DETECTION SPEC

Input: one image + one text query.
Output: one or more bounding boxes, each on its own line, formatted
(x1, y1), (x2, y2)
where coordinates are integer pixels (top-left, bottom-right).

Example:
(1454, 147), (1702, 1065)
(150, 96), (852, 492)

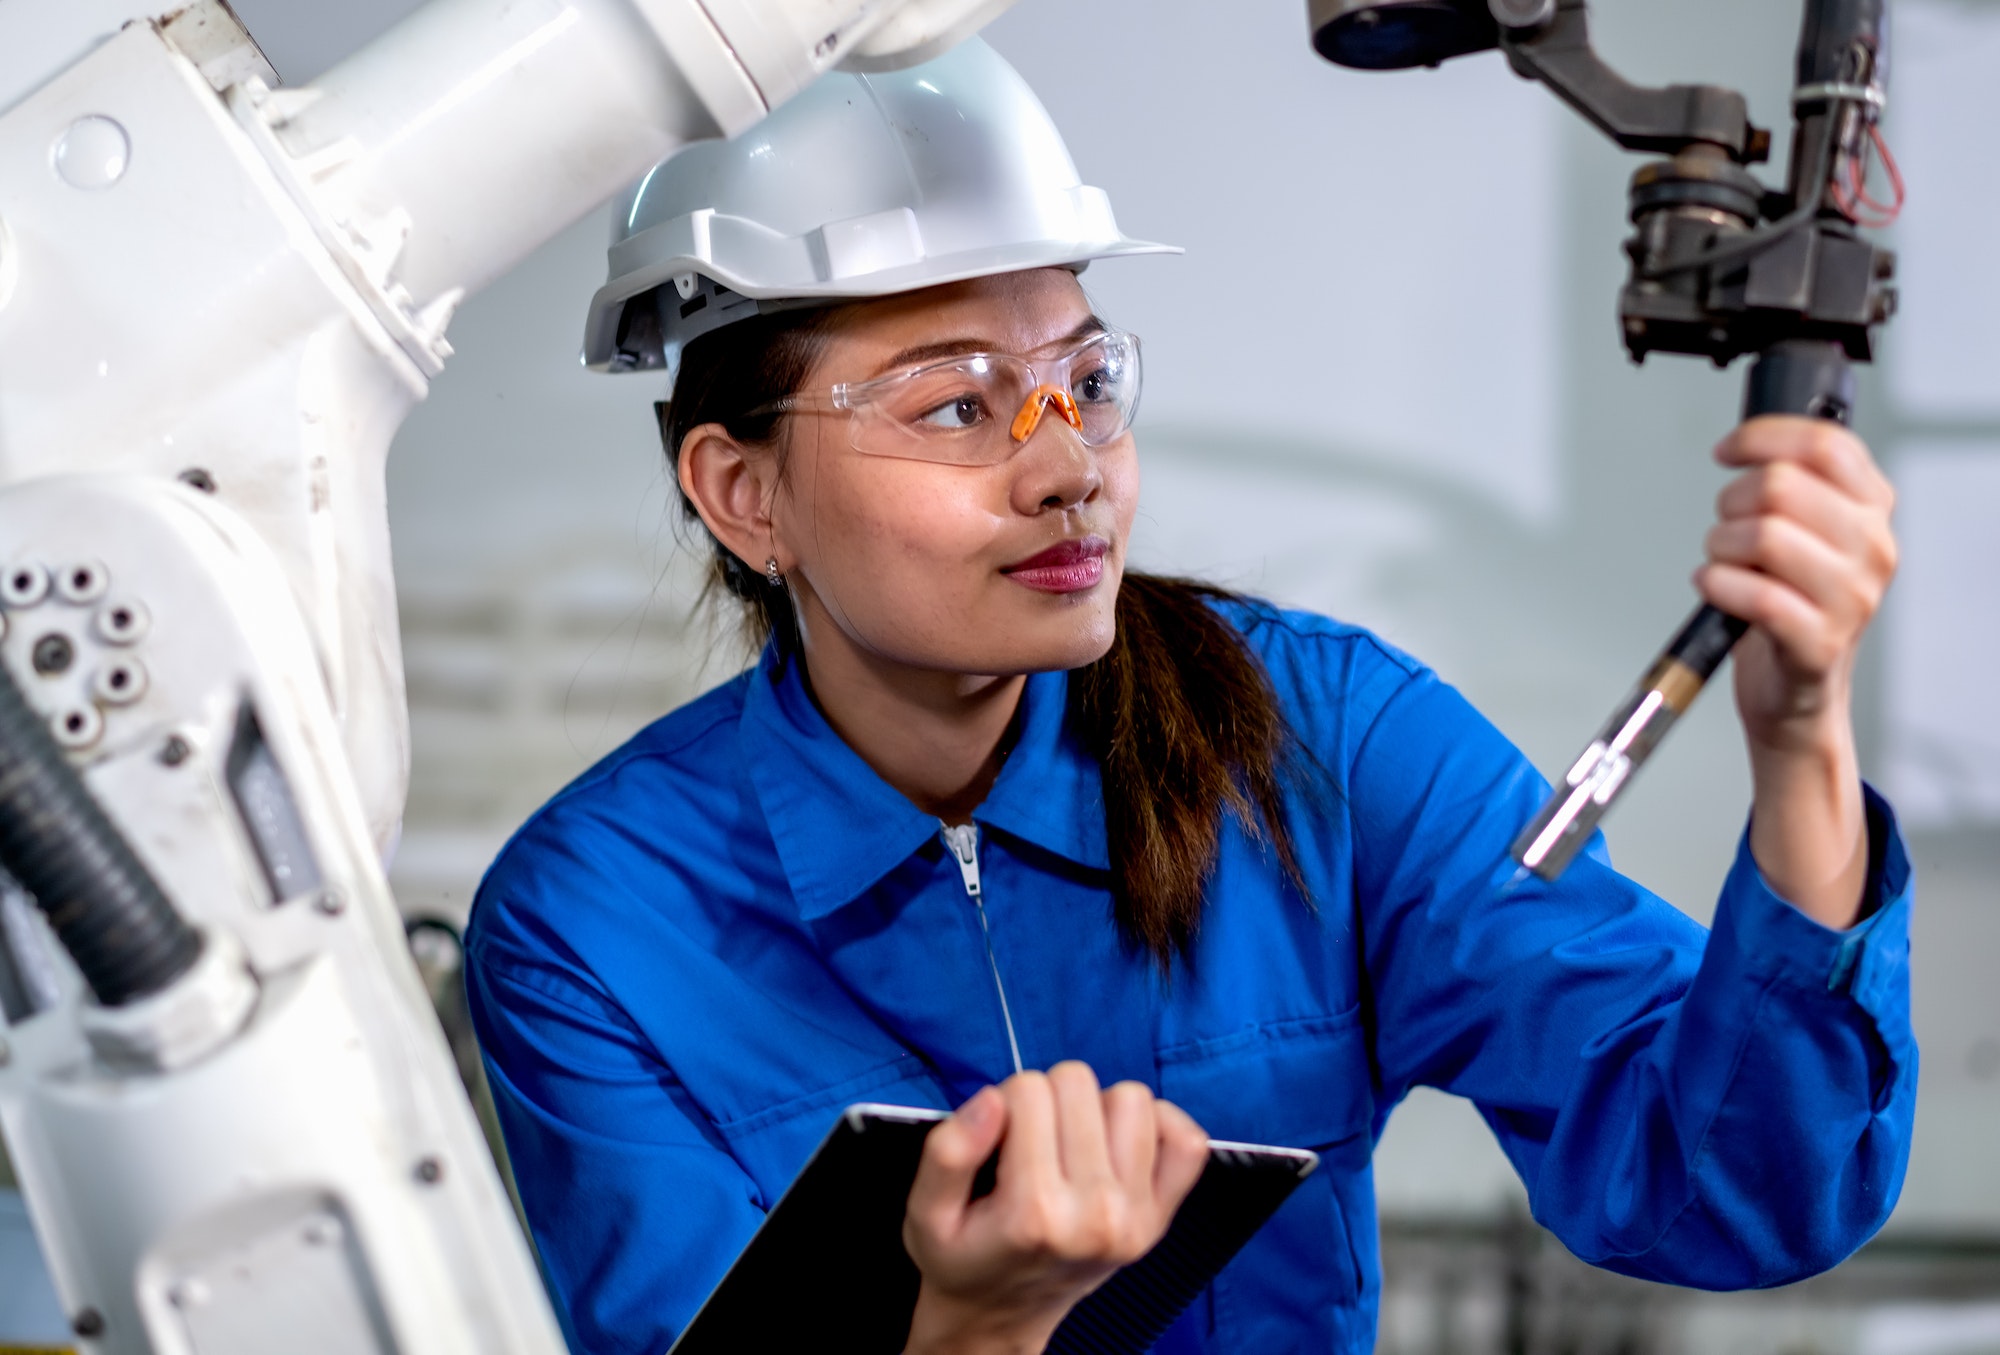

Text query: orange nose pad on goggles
(1010, 385), (1082, 443)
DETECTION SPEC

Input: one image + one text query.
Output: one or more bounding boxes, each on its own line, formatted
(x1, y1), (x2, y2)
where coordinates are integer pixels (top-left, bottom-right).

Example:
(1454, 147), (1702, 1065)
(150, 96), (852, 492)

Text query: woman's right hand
(900, 1062), (1210, 1355)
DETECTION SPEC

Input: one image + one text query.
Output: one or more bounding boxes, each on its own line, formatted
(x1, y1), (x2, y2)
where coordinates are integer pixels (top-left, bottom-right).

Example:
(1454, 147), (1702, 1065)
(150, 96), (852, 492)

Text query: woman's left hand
(1697, 415), (1898, 928)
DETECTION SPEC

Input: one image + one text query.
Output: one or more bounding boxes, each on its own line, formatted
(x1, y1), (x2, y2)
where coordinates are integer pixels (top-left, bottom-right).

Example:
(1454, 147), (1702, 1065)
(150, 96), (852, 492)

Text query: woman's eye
(917, 395), (988, 430)
(1074, 366), (1118, 404)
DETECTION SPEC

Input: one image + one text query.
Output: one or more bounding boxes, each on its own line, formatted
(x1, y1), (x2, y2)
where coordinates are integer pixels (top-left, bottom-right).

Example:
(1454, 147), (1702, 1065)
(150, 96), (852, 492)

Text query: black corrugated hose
(0, 656), (200, 1006)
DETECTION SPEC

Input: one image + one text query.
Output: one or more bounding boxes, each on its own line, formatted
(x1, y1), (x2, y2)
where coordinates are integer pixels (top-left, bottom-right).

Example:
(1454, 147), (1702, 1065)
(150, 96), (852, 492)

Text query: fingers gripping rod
(1309, 0), (1892, 879)
(1512, 341), (1856, 879)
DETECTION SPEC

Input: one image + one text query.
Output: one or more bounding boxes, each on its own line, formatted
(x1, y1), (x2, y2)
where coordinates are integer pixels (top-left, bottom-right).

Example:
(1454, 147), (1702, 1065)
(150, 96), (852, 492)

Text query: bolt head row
(1, 560), (111, 609)
(1, 563), (154, 752)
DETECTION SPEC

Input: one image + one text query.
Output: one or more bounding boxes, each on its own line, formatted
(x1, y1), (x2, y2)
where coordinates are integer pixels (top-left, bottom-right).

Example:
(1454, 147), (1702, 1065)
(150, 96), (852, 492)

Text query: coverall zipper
(939, 822), (1024, 1076)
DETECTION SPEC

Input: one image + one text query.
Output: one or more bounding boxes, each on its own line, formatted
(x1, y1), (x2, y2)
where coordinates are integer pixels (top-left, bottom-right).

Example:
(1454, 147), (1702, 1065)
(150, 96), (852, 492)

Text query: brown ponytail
(1071, 574), (1310, 963)
(663, 310), (1309, 967)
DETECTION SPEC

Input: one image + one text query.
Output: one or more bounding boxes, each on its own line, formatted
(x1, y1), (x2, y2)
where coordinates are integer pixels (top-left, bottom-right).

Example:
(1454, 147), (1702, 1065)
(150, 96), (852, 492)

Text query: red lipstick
(1002, 537), (1109, 594)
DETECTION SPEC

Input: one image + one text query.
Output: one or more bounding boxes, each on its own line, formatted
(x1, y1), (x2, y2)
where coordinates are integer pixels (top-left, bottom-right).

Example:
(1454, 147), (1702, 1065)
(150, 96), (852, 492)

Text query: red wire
(1857, 122), (1906, 216)
(1830, 120), (1906, 229)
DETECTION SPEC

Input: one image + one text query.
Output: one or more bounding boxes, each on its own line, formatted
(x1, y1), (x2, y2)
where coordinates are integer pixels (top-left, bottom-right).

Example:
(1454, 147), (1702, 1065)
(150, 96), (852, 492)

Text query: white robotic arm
(0, 1), (1008, 1350)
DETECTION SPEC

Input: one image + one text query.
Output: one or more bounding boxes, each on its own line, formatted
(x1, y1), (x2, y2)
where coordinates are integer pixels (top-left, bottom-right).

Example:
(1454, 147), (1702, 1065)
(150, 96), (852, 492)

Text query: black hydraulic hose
(0, 655), (200, 1006)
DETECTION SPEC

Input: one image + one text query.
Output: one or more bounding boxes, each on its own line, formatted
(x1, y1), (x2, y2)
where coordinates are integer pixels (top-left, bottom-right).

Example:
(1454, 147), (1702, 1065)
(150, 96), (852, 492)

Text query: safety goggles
(755, 328), (1142, 466)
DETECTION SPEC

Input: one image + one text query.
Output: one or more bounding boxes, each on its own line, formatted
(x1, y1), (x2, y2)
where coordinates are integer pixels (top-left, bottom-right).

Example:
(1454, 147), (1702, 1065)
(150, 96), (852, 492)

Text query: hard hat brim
(582, 233), (1180, 373)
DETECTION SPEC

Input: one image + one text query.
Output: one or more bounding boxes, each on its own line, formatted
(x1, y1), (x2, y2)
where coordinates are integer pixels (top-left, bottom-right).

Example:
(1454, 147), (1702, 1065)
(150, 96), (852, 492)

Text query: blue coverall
(466, 601), (1917, 1354)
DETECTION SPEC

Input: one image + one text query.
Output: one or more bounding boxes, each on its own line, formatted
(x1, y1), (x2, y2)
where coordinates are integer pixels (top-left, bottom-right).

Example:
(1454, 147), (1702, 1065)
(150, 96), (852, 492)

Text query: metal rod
(1511, 340), (1855, 879)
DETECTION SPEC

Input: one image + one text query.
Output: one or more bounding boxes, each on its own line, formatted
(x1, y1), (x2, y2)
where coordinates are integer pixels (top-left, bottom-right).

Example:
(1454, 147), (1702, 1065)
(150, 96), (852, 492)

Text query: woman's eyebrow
(874, 316), (1106, 374)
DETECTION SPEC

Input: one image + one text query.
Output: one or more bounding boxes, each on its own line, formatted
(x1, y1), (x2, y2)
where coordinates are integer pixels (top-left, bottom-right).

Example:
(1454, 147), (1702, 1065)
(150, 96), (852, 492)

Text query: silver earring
(764, 556), (783, 587)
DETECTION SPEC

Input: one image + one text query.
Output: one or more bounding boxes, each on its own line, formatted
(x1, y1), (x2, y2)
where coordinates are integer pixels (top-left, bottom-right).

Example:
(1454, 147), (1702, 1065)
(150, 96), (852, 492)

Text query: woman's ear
(679, 423), (786, 575)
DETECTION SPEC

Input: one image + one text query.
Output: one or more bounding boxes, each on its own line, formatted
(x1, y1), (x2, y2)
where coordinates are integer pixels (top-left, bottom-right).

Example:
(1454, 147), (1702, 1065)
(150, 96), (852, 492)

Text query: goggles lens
(835, 330), (1142, 465)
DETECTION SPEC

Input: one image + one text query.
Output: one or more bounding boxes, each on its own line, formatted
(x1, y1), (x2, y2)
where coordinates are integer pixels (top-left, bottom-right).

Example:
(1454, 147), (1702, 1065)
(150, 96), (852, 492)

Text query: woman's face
(768, 268), (1139, 678)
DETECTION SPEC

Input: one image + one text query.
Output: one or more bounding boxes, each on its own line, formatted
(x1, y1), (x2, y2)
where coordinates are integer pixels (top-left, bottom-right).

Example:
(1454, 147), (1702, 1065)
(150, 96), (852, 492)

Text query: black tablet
(669, 1103), (1318, 1355)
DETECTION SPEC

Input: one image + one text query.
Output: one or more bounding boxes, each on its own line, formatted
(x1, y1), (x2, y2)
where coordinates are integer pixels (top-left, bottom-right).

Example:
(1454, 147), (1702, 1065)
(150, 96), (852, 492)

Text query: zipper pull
(940, 822), (981, 898)
(940, 820), (1023, 1077)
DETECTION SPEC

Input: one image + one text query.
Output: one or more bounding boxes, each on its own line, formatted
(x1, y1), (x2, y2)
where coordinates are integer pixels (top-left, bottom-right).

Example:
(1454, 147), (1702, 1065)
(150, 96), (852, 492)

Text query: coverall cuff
(1711, 782), (1912, 1006)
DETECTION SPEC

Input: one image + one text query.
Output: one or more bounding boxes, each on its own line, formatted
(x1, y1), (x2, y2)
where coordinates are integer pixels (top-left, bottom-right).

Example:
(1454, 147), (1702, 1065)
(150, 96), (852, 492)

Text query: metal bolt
(414, 1156), (444, 1185)
(72, 1306), (106, 1337)
(95, 598), (149, 645)
(94, 659), (147, 706)
(2, 562), (48, 609)
(315, 889), (346, 917)
(31, 632), (73, 675)
(159, 734), (192, 767)
(52, 704), (104, 751)
(177, 467), (217, 494)
(55, 561), (108, 605)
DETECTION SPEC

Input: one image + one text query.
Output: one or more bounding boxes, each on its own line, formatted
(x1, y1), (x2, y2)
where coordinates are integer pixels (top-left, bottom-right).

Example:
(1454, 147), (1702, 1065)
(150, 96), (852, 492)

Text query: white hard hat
(581, 37), (1177, 383)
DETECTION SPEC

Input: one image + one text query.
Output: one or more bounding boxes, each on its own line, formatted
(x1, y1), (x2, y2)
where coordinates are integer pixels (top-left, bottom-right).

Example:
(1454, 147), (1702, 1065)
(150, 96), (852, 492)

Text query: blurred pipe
(266, 0), (762, 314)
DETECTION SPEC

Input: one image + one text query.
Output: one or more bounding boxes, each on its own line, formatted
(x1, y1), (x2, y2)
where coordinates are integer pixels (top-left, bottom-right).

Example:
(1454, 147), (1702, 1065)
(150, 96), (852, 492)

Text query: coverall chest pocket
(1157, 1011), (1376, 1333)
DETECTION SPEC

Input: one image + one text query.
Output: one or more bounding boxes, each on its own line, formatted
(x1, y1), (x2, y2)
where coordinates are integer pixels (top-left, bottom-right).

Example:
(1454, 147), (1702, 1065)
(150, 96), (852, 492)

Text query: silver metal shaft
(1511, 654), (1707, 879)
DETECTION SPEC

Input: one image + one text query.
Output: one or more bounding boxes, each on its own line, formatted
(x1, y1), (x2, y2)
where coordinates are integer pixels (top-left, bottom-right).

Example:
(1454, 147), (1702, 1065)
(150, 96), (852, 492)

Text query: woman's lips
(1002, 537), (1110, 594)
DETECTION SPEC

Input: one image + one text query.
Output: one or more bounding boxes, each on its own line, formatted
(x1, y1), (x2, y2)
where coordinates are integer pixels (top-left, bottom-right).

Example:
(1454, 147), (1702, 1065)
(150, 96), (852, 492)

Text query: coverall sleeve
(465, 917), (765, 1355)
(1349, 665), (1916, 1289)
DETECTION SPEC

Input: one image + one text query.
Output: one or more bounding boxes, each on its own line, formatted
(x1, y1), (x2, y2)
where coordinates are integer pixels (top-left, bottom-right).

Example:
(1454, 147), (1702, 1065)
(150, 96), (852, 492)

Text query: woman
(467, 39), (1914, 1355)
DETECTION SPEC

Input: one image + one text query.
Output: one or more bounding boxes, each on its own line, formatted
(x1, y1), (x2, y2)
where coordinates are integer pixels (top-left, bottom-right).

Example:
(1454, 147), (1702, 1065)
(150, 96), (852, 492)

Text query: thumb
(906, 1087), (1006, 1244)
(1151, 1099), (1210, 1213)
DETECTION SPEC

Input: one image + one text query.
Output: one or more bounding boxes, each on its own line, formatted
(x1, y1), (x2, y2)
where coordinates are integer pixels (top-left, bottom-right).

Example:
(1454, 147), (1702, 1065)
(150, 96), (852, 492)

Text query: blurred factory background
(5, 0), (2000, 1350)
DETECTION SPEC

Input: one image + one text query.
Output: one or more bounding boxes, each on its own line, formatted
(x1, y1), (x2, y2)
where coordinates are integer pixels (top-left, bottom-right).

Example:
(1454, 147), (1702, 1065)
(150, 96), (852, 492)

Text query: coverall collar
(741, 645), (1110, 922)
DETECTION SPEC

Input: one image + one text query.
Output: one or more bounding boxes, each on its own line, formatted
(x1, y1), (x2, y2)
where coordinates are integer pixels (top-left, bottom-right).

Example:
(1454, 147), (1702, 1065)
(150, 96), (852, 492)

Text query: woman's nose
(1010, 413), (1101, 514)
